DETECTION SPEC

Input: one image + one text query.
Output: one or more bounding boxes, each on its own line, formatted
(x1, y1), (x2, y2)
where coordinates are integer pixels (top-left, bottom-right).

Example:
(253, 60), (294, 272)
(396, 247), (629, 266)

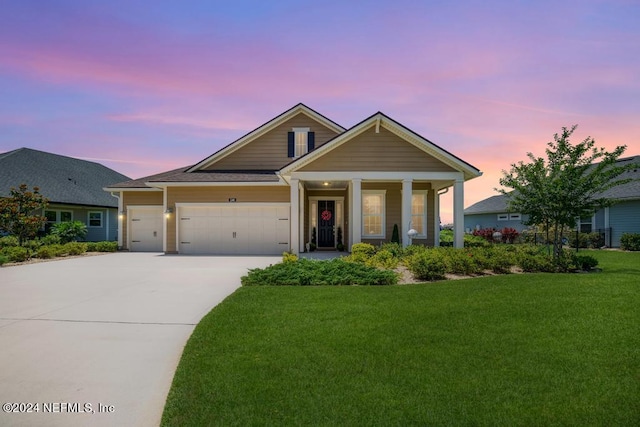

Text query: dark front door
(317, 200), (335, 247)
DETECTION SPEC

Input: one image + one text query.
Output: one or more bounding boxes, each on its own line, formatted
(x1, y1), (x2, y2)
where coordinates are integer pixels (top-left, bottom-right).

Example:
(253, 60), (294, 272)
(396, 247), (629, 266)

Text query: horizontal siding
(166, 186), (290, 252)
(609, 200), (640, 247)
(206, 112), (340, 171)
(300, 126), (457, 172)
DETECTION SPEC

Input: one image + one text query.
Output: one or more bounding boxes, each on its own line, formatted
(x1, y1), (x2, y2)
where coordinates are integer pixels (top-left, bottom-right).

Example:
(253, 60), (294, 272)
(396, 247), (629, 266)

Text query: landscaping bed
(0, 235), (118, 266)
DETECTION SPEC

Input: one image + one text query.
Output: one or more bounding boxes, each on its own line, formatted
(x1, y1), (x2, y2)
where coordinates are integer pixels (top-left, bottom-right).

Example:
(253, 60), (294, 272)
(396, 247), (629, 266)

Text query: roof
(465, 155), (640, 215)
(107, 166), (281, 189)
(280, 111), (482, 180)
(186, 103), (346, 172)
(0, 148), (130, 207)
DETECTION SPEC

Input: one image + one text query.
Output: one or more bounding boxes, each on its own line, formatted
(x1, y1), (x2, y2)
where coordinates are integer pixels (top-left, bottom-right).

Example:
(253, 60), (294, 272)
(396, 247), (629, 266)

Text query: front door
(317, 200), (335, 247)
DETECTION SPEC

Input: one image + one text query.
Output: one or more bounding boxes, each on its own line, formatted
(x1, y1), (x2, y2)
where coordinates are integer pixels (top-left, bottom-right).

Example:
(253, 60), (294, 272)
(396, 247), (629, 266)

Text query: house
(105, 104), (482, 254)
(0, 147), (130, 241)
(464, 155), (640, 247)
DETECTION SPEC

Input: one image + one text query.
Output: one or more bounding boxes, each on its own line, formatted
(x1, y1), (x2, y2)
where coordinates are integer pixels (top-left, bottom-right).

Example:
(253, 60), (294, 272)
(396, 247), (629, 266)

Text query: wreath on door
(321, 210), (332, 221)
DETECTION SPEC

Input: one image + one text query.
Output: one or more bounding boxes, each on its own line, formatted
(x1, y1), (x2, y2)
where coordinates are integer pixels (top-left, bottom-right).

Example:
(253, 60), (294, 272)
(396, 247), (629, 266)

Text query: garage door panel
(178, 204), (289, 255)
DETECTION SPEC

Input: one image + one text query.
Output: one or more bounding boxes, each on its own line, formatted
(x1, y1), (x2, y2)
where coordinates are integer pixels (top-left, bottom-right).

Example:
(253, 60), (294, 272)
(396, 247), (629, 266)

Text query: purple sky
(1, 0), (638, 222)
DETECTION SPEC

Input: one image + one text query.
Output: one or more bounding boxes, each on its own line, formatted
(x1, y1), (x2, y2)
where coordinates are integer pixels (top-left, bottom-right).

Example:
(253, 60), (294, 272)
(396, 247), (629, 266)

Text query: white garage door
(129, 207), (164, 252)
(178, 204), (290, 255)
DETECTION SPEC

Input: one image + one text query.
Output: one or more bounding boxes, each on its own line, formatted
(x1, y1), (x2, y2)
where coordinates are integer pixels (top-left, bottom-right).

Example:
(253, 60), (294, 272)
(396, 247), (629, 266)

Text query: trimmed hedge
(620, 233), (640, 251)
(242, 258), (398, 286)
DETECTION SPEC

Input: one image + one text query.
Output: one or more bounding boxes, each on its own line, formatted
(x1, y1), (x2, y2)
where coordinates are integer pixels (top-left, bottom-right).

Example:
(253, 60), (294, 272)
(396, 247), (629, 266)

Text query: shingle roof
(0, 148), (130, 207)
(465, 155), (640, 214)
(107, 166), (280, 188)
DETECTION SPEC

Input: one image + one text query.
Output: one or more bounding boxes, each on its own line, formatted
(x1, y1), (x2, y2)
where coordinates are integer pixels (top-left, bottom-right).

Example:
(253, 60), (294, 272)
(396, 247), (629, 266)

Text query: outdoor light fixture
(323, 182), (330, 186)
(164, 208), (173, 218)
(118, 210), (126, 218)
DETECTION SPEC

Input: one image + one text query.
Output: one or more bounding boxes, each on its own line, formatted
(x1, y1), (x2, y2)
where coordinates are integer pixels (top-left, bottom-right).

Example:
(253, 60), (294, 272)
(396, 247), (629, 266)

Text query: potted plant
(336, 226), (344, 251)
(310, 227), (317, 251)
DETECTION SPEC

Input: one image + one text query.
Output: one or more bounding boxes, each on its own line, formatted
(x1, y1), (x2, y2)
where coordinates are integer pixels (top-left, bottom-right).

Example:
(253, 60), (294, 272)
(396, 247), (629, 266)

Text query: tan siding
(206, 113), (340, 171)
(299, 127), (457, 172)
(166, 186), (290, 252)
(122, 191), (163, 250)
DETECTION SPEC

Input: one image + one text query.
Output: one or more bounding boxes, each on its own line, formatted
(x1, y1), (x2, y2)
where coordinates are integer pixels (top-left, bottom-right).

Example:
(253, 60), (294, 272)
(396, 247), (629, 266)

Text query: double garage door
(178, 204), (290, 255)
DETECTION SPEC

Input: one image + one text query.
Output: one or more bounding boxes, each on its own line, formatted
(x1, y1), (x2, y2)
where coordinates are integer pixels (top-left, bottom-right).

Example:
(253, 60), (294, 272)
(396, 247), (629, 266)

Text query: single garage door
(129, 206), (164, 252)
(178, 204), (289, 255)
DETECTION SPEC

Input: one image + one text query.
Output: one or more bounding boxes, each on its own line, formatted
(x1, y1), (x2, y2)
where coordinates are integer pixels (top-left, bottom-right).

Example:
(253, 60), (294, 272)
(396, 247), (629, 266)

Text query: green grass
(162, 251), (640, 426)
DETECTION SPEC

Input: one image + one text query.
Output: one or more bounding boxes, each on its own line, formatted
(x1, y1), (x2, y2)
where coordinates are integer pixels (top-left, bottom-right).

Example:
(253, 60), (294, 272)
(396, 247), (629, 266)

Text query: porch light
(118, 210), (126, 219)
(165, 208), (173, 218)
(323, 182), (330, 186)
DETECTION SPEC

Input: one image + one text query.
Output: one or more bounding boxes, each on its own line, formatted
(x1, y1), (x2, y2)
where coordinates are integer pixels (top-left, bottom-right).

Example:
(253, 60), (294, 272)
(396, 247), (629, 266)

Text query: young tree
(0, 184), (49, 246)
(498, 125), (636, 263)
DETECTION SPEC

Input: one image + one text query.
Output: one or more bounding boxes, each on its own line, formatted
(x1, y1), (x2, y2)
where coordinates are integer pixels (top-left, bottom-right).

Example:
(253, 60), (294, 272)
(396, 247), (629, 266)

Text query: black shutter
(307, 132), (315, 152)
(287, 132), (295, 157)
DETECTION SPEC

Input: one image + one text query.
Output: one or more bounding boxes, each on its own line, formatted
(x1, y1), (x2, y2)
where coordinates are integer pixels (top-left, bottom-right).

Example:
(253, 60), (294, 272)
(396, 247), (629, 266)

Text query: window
(362, 191), (385, 238)
(509, 213), (521, 221)
(44, 210), (73, 232)
(411, 191), (427, 238)
(88, 211), (103, 228)
(292, 127), (310, 158)
(497, 214), (509, 221)
(579, 216), (593, 233)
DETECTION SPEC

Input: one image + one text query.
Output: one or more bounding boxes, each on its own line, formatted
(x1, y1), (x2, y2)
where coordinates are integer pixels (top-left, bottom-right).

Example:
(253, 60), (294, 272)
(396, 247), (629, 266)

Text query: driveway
(0, 253), (280, 427)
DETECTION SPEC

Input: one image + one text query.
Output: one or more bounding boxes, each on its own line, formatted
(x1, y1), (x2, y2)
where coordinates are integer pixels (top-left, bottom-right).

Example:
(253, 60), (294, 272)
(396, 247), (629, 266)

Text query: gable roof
(0, 148), (130, 207)
(280, 112), (482, 180)
(186, 103), (346, 172)
(465, 155), (640, 215)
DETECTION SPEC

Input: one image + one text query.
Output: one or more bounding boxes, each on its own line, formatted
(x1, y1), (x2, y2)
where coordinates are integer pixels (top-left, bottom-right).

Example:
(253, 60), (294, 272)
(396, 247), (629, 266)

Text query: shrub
(242, 258), (398, 286)
(0, 254), (8, 266)
(439, 229), (453, 247)
(472, 228), (496, 242)
(379, 242), (404, 258)
(36, 244), (64, 259)
(517, 252), (555, 273)
(88, 241), (118, 252)
(568, 232), (604, 249)
(351, 243), (376, 257)
(442, 248), (483, 275)
(464, 234), (491, 248)
(573, 254), (599, 271)
(0, 235), (19, 248)
(620, 233), (640, 251)
(500, 227), (519, 244)
(407, 249), (447, 281)
(282, 251), (298, 263)
(40, 234), (62, 246)
(366, 249), (398, 270)
(486, 246), (516, 274)
(1, 246), (30, 262)
(51, 221), (87, 243)
(63, 242), (88, 255)
(391, 224), (400, 244)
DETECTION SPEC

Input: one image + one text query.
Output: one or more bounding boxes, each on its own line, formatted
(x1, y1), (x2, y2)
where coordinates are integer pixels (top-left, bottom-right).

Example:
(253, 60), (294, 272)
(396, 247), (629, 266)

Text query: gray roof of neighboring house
(0, 148), (131, 208)
(465, 155), (640, 215)
(107, 166), (280, 188)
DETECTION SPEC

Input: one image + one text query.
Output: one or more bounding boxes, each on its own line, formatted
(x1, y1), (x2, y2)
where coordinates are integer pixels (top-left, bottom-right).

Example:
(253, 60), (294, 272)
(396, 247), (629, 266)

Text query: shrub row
(241, 258), (398, 286)
(0, 239), (118, 264)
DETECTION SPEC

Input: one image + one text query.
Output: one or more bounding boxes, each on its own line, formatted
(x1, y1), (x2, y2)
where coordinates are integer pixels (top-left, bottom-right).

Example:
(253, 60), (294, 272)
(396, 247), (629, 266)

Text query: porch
(287, 172), (466, 254)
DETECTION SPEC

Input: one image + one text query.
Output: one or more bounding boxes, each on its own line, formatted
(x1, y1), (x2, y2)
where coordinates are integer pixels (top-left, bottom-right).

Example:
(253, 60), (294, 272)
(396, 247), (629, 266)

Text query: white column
(290, 178), (300, 254)
(299, 182), (305, 252)
(402, 179), (413, 248)
(454, 179), (464, 248)
(351, 178), (362, 249)
(433, 190), (440, 247)
(604, 206), (610, 247)
(163, 187), (168, 253)
(117, 193), (123, 248)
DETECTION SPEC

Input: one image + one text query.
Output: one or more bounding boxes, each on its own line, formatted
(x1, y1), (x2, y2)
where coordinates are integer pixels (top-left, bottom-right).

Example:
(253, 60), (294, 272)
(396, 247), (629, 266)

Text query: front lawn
(162, 251), (640, 426)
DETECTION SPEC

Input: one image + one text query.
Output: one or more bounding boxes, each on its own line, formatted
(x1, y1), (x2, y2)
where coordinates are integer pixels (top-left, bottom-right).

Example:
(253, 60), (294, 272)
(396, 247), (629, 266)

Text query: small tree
(52, 220), (88, 243)
(0, 184), (49, 246)
(391, 224), (400, 244)
(498, 125), (636, 263)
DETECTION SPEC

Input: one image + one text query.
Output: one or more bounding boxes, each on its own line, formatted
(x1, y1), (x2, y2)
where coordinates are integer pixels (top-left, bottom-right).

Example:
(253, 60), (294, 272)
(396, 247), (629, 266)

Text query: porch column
(290, 178), (300, 254)
(116, 192), (123, 248)
(299, 182), (305, 252)
(351, 178), (362, 248)
(402, 179), (413, 248)
(454, 178), (464, 248)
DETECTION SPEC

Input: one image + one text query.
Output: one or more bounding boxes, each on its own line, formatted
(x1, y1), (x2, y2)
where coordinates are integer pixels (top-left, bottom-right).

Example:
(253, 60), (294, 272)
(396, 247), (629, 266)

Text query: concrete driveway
(0, 252), (280, 427)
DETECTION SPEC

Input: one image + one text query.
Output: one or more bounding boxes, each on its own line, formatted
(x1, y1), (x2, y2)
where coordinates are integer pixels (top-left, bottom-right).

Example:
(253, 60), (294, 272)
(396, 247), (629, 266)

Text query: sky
(1, 0), (639, 222)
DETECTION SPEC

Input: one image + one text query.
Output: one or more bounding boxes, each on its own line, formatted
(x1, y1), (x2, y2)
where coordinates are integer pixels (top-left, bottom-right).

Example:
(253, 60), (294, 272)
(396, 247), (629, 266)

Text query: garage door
(129, 207), (164, 252)
(178, 204), (289, 255)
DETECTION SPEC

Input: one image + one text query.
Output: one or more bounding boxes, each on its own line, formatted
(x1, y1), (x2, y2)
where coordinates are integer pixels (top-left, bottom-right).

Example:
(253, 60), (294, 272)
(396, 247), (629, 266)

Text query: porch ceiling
(303, 180), (349, 190)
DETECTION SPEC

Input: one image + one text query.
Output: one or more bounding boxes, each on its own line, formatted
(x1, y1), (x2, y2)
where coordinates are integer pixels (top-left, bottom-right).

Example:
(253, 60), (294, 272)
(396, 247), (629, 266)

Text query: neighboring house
(464, 155), (640, 247)
(0, 148), (130, 241)
(105, 103), (482, 254)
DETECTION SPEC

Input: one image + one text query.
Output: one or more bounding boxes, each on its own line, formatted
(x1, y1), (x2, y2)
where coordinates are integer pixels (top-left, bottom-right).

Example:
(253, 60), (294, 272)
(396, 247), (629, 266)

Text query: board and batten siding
(122, 191), (163, 250)
(609, 200), (640, 247)
(205, 112), (340, 171)
(166, 186), (290, 252)
(299, 127), (457, 172)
